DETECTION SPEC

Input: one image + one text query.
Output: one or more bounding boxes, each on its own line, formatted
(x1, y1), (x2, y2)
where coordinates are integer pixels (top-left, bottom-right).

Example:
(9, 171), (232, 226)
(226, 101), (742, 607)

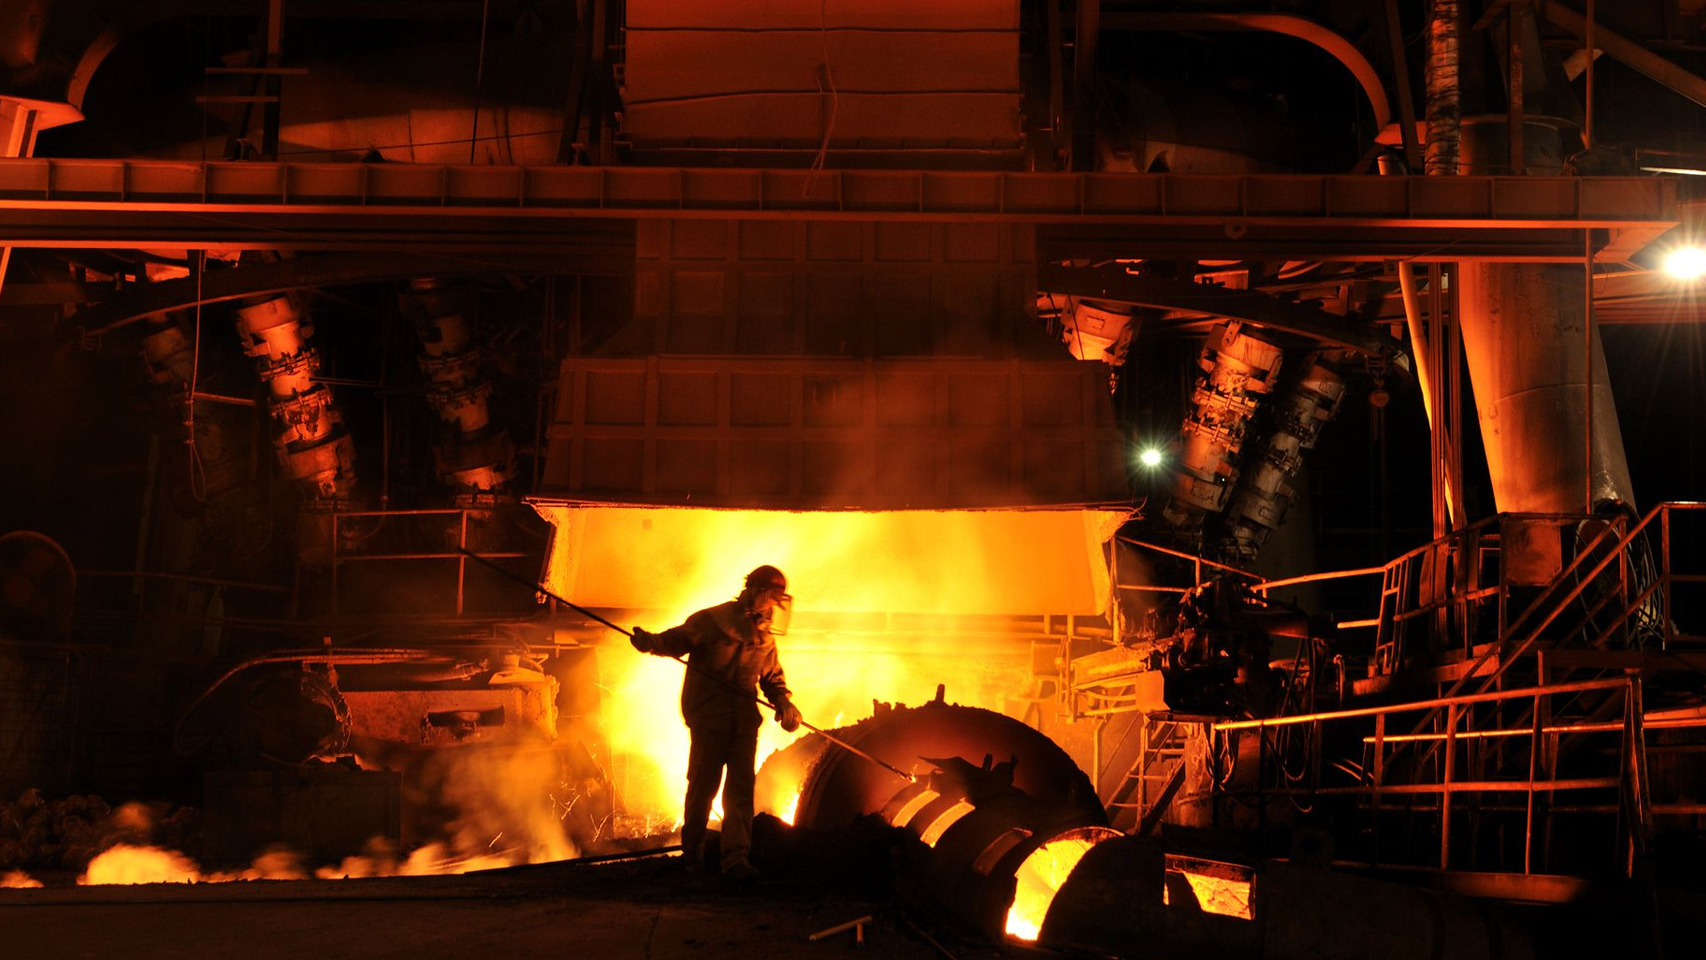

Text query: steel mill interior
(2, 1), (1706, 958)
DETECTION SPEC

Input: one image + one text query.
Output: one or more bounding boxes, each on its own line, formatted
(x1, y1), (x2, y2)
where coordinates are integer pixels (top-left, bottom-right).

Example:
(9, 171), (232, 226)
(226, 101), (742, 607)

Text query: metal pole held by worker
(456, 548), (915, 782)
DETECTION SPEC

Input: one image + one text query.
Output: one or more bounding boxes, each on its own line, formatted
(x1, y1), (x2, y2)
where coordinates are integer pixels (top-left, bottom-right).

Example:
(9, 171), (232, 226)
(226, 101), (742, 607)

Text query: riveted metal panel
(540, 357), (1131, 509)
(623, 0), (1021, 160)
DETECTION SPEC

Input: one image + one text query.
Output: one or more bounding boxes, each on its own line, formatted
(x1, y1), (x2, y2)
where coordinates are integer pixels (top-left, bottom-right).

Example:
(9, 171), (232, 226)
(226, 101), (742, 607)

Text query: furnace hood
(532, 504), (1129, 617)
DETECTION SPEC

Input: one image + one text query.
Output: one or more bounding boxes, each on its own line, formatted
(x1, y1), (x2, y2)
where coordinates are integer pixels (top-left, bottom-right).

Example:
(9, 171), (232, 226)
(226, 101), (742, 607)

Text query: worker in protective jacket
(630, 565), (803, 879)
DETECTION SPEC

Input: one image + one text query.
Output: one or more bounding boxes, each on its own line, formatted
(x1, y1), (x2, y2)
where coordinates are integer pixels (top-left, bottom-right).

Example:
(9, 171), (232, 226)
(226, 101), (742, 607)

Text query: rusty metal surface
(342, 685), (554, 745)
(539, 356), (1129, 508)
(760, 700), (1104, 835)
(623, 0), (1020, 156)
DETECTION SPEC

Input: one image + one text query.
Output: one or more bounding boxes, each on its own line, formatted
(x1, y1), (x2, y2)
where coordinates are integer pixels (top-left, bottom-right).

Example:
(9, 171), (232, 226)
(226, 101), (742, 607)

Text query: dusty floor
(0, 855), (1006, 960)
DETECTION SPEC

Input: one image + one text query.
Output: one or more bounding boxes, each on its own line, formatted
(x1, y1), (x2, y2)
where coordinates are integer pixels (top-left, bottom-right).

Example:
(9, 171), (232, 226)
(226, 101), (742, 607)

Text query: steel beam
(1039, 262), (1396, 354)
(0, 159), (1675, 262)
(71, 249), (635, 334)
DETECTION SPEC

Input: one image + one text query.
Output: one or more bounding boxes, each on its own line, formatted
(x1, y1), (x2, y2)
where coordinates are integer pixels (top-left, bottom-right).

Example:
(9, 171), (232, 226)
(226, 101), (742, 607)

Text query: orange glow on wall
(533, 505), (1124, 831)
(534, 506), (1126, 616)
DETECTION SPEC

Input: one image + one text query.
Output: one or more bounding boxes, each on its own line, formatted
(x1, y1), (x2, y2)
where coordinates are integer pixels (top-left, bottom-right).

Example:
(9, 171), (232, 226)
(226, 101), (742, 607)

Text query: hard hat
(744, 565), (787, 593)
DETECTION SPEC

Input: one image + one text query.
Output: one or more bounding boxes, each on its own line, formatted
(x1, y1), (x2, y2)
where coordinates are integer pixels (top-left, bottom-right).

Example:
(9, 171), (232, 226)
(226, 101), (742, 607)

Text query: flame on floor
(2, 870), (43, 888)
(69, 837), (562, 886)
(1004, 831), (1112, 941)
(80, 844), (208, 885)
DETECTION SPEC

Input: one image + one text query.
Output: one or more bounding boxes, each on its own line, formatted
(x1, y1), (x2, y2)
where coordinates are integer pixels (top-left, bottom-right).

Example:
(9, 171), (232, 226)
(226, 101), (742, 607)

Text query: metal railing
(1246, 502), (1705, 681)
(326, 508), (529, 618)
(1211, 676), (1677, 876)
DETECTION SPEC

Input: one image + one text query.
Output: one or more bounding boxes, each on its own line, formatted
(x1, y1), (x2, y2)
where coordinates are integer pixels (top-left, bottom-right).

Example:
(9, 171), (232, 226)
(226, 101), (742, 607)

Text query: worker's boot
(721, 859), (759, 881)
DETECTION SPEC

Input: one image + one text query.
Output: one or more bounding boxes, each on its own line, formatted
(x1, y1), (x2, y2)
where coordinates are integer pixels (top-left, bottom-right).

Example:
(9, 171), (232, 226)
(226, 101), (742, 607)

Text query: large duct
(1451, 15), (1637, 554)
(232, 292), (356, 558)
(1219, 356), (1348, 562)
(1161, 322), (1284, 549)
(1455, 262), (1635, 517)
(1424, 0), (1462, 176)
(138, 314), (247, 508)
(397, 278), (515, 504)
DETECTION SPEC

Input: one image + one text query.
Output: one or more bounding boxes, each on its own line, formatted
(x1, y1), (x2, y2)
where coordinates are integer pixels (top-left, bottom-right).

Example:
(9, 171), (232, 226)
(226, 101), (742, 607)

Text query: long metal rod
(457, 547), (915, 781)
(1585, 230), (1596, 514)
(1382, 0), (1423, 171)
(1215, 677), (1629, 731)
(1360, 712), (1706, 743)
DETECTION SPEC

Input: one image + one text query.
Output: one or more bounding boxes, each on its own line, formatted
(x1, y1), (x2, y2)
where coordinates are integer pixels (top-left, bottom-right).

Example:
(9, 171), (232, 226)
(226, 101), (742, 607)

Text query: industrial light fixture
(1662, 246), (1706, 280)
(1138, 447), (1166, 469)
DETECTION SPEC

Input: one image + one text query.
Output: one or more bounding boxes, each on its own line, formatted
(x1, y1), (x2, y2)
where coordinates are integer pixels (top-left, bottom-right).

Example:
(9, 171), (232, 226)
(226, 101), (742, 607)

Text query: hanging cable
(808, 0), (840, 176)
(470, 0), (492, 163)
(185, 251), (207, 503)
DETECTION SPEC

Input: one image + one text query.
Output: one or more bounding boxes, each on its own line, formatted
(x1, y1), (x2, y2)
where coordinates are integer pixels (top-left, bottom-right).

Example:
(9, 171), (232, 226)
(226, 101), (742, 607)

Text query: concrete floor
(0, 856), (999, 960)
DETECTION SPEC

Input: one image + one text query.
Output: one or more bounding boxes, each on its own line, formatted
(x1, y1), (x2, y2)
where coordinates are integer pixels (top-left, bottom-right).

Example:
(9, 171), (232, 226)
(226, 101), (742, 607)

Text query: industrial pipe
(1425, 0), (1462, 176)
(396, 278), (515, 505)
(1220, 356), (1348, 561)
(1162, 322), (1284, 551)
(232, 291), (356, 561)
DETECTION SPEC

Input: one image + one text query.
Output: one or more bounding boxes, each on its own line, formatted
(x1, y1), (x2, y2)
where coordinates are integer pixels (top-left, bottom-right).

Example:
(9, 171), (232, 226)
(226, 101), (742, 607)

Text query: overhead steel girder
(68, 249), (635, 335)
(0, 159), (1676, 262)
(1037, 262), (1393, 355)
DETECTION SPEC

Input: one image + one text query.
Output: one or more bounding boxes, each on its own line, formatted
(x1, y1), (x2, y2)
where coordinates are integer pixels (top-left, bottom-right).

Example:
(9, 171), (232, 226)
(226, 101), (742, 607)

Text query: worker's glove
(629, 627), (656, 654)
(774, 699), (803, 733)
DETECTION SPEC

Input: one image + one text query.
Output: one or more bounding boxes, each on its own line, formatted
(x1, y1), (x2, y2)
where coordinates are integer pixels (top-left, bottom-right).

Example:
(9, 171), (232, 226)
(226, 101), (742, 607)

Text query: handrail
(1213, 677), (1629, 731)
(1208, 676), (1646, 874)
(1117, 536), (1262, 583)
(1253, 565), (1386, 594)
(1384, 504), (1683, 777)
(1424, 504), (1662, 715)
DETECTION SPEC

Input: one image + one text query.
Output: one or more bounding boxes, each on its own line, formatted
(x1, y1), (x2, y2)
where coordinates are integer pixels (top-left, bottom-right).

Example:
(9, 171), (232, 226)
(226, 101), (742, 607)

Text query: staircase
(1100, 714), (1188, 833)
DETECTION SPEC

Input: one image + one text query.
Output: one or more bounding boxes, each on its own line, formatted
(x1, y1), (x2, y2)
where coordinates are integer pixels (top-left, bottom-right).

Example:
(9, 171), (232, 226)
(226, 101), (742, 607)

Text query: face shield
(761, 589), (793, 636)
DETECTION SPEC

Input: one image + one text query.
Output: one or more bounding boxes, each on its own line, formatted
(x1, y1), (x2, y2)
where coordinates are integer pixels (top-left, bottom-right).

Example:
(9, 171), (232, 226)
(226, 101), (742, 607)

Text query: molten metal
(1005, 830), (1116, 941)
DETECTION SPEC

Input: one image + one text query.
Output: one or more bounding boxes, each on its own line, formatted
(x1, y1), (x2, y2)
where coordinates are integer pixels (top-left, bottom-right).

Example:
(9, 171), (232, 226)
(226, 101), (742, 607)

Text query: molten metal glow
(536, 506), (1126, 616)
(777, 788), (802, 827)
(317, 842), (515, 879)
(1164, 866), (1255, 919)
(534, 505), (1124, 833)
(2, 870), (43, 888)
(80, 844), (202, 885)
(68, 839), (545, 886)
(917, 801), (976, 848)
(888, 790), (941, 828)
(1004, 833), (1109, 941)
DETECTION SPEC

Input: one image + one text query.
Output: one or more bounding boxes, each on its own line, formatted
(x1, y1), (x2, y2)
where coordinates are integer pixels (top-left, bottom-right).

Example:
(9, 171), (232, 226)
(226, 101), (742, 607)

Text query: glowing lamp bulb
(1664, 246), (1706, 280)
(1138, 448), (1165, 469)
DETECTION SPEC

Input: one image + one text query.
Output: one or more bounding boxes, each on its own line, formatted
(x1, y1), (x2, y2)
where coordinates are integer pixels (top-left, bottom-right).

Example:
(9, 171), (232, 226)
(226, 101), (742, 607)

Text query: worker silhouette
(630, 565), (802, 879)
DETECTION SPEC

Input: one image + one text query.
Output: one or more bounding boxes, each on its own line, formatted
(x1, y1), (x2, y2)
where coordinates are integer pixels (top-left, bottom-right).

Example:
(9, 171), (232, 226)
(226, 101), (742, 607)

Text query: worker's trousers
(681, 718), (759, 871)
